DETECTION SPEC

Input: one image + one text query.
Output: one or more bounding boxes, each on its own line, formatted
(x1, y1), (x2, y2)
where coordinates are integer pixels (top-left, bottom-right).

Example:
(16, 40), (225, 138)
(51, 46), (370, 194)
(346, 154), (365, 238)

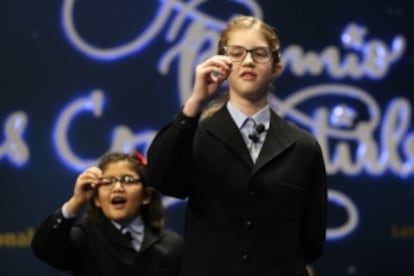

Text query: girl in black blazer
(147, 16), (327, 276)
(32, 152), (182, 276)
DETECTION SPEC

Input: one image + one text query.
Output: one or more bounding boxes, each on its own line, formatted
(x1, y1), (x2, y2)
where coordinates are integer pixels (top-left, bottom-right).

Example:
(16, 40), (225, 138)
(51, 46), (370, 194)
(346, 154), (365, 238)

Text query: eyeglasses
(98, 175), (141, 189)
(223, 46), (274, 64)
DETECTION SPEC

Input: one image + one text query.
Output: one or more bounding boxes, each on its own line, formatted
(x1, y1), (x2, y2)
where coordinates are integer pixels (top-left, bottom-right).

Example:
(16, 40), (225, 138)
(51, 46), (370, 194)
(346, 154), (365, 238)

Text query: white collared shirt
(112, 216), (144, 251)
(227, 102), (270, 163)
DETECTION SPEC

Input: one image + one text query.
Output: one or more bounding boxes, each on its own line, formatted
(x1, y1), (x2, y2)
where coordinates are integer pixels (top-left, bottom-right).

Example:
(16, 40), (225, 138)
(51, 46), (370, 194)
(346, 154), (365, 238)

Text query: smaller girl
(32, 152), (182, 276)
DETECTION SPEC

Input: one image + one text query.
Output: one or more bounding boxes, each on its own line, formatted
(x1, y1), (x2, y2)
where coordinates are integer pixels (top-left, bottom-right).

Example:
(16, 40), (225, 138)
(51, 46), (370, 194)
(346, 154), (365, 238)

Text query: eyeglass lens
(100, 175), (140, 186)
(224, 46), (272, 63)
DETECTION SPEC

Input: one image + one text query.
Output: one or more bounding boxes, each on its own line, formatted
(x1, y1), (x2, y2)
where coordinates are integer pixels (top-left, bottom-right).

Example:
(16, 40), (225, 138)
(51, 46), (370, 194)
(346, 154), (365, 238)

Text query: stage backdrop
(1, 0), (413, 275)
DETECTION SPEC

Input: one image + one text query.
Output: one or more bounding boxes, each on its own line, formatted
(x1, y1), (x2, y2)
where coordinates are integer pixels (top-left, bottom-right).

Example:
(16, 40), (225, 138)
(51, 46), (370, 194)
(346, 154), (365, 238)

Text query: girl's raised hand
(67, 167), (103, 213)
(183, 56), (232, 117)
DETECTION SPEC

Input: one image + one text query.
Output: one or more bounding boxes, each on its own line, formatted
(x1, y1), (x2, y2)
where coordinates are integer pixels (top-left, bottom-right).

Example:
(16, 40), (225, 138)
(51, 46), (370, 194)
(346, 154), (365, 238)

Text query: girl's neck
(229, 94), (267, 117)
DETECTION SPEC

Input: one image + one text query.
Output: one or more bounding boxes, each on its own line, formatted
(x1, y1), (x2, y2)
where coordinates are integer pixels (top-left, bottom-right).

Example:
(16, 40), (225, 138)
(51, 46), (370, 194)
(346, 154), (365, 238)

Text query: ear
(141, 187), (152, 205)
(272, 63), (283, 78)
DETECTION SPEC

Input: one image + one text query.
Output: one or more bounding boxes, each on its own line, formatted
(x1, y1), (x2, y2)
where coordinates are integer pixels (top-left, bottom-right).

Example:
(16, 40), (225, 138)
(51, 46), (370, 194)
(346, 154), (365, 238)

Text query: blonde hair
(201, 16), (281, 121)
(200, 91), (229, 121)
(218, 15), (281, 65)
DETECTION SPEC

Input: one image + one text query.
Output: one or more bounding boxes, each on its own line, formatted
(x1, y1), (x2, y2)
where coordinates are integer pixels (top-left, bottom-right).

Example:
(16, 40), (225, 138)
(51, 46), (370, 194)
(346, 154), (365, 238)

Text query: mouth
(111, 196), (127, 209)
(240, 71), (257, 80)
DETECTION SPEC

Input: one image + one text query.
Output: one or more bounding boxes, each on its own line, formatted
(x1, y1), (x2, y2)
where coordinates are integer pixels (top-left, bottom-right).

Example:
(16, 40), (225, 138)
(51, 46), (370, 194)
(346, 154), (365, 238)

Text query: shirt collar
(111, 216), (144, 235)
(226, 101), (271, 130)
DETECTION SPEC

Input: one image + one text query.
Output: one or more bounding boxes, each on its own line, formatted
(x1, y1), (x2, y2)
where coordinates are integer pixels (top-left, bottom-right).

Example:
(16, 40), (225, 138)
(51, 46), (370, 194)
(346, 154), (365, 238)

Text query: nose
(113, 180), (125, 190)
(242, 51), (255, 64)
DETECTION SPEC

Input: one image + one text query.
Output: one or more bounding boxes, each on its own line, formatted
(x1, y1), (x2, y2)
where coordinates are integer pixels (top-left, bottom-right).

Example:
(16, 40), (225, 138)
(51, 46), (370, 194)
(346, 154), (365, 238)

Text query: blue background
(1, 0), (413, 275)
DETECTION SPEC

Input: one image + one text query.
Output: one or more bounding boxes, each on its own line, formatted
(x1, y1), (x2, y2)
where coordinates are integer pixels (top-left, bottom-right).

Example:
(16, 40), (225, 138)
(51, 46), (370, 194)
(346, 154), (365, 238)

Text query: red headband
(133, 150), (147, 165)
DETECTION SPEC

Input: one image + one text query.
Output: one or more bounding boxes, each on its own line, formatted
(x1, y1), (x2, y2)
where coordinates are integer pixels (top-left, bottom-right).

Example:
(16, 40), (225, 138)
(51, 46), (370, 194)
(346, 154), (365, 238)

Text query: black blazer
(31, 210), (183, 276)
(148, 106), (327, 276)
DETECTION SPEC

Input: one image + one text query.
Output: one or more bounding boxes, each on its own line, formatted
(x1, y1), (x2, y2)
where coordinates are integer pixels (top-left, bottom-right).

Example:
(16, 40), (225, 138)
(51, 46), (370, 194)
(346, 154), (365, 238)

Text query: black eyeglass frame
(98, 175), (142, 188)
(222, 45), (275, 64)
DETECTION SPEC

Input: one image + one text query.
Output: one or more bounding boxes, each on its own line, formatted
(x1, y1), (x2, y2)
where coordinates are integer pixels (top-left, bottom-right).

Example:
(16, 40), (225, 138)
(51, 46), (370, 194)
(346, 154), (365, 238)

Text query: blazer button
(245, 220), (253, 228)
(52, 218), (63, 229)
(249, 190), (255, 198)
(242, 253), (250, 262)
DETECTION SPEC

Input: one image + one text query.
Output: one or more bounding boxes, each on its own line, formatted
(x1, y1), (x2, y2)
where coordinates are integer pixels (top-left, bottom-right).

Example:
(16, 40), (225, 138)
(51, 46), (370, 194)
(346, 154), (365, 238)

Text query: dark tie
(123, 231), (132, 241)
(122, 229), (142, 251)
(242, 118), (262, 162)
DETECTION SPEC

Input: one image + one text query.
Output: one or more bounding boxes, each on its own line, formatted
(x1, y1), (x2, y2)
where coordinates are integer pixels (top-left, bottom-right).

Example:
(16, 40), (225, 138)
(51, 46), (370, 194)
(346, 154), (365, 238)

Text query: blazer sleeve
(147, 110), (199, 199)
(31, 209), (83, 270)
(301, 139), (327, 263)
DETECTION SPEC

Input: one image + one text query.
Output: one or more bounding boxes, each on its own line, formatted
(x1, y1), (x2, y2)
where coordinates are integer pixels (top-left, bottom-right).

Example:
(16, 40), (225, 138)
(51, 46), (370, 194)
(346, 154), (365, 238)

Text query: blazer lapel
(139, 227), (161, 253)
(98, 219), (134, 251)
(253, 111), (296, 174)
(99, 219), (137, 262)
(204, 106), (253, 166)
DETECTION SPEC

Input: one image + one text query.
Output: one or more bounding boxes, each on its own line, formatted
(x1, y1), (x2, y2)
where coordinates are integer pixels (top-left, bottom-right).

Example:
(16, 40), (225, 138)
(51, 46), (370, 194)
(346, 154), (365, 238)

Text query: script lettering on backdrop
(52, 89), (156, 171)
(1, 0), (411, 240)
(0, 111), (29, 167)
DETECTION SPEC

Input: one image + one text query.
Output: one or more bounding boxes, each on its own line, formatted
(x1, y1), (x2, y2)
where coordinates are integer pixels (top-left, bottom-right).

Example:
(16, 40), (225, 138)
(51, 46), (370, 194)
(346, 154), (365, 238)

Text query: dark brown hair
(82, 152), (164, 233)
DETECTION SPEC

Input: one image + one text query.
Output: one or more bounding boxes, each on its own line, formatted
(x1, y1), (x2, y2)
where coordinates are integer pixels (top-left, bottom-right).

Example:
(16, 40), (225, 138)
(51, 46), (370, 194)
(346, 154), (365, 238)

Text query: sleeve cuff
(61, 202), (78, 219)
(173, 109), (200, 131)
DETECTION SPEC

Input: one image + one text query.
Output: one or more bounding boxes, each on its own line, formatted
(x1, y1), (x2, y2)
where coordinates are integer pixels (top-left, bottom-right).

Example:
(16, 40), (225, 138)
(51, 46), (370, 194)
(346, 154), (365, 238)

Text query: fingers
(76, 167), (103, 190)
(189, 55), (232, 111)
(84, 167), (103, 185)
(198, 56), (232, 83)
